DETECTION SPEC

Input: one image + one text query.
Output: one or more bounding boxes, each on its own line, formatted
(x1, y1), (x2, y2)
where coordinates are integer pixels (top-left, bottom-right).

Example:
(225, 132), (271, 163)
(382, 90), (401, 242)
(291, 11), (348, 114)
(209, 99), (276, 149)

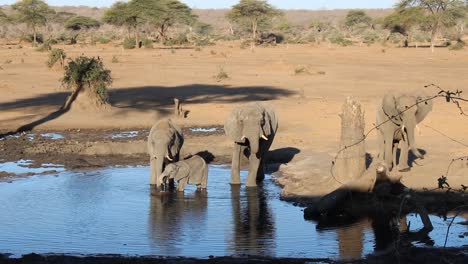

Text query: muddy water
(0, 166), (466, 259)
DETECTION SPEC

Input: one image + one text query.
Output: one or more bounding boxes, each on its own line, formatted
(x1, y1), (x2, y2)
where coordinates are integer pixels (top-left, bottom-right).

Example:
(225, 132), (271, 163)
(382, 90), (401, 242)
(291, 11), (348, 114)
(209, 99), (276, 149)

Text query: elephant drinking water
(147, 119), (184, 190)
(224, 102), (278, 187)
(161, 155), (208, 192)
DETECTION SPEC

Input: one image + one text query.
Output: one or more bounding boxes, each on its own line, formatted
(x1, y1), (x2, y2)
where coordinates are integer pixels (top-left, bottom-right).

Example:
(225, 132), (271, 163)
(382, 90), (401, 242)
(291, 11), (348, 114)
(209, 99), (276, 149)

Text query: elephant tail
(201, 160), (208, 189)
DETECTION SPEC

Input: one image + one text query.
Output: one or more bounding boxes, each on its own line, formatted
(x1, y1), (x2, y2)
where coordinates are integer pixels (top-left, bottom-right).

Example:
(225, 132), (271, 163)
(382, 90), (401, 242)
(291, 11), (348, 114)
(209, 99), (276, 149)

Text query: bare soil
(0, 42), (467, 197)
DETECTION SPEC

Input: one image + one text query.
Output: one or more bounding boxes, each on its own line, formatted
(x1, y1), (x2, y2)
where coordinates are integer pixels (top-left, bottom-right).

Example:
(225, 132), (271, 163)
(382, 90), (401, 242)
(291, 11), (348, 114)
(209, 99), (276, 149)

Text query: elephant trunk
(403, 117), (424, 159)
(248, 134), (260, 155)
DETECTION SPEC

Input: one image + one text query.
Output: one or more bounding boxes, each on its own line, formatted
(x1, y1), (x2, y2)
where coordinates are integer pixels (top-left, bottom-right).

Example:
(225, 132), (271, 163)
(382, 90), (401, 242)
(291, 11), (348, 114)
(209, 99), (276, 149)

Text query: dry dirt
(0, 42), (467, 197)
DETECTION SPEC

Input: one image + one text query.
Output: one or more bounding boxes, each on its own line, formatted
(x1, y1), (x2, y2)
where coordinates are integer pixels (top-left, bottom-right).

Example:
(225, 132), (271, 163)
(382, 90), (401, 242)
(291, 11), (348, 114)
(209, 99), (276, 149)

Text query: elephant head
(382, 94), (430, 159)
(148, 119), (184, 188)
(161, 162), (189, 184)
(224, 103), (274, 155)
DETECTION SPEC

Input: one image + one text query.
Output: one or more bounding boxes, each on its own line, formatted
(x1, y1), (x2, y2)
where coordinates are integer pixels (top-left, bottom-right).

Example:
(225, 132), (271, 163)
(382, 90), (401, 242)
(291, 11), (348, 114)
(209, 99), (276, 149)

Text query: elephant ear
(382, 93), (402, 123)
(224, 107), (244, 143)
(262, 110), (272, 136)
(415, 95), (433, 123)
(261, 104), (277, 137)
(174, 161), (190, 181)
(168, 121), (183, 160)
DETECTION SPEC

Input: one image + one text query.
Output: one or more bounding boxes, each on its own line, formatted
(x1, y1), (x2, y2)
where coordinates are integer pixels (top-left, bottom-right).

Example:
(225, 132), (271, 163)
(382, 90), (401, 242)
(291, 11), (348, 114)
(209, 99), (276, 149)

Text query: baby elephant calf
(161, 155), (208, 191)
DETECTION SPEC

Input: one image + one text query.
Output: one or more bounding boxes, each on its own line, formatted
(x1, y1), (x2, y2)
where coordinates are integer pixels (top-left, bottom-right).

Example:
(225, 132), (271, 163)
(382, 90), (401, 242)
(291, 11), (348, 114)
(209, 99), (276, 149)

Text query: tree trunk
(62, 84), (83, 111)
(335, 96), (366, 189)
(134, 25), (139, 48)
(159, 24), (166, 44)
(430, 30), (436, 53)
(252, 20), (257, 42)
(33, 26), (37, 47)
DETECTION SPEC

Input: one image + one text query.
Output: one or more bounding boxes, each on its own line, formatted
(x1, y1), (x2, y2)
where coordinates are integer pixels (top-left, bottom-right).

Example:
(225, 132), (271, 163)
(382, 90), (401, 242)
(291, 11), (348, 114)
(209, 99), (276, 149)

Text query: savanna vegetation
(0, 0), (465, 51)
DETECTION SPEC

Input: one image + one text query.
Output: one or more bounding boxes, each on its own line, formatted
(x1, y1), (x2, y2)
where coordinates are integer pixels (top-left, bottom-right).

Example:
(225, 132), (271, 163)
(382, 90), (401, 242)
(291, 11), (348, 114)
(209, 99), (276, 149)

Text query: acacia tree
(344, 10), (373, 31)
(149, 0), (196, 43)
(383, 7), (426, 46)
(227, 0), (281, 42)
(103, 0), (160, 48)
(0, 8), (8, 22)
(11, 0), (55, 46)
(64, 16), (100, 44)
(398, 0), (466, 52)
(61, 56), (112, 109)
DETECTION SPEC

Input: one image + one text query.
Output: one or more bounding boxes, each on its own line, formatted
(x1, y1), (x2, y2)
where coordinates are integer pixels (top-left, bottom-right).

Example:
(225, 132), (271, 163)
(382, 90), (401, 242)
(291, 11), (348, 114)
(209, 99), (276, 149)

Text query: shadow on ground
(0, 84), (295, 138)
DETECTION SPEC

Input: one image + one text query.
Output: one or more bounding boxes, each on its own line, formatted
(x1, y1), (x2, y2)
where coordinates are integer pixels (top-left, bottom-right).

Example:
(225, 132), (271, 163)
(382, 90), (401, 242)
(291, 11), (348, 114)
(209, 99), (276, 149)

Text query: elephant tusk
(241, 135), (246, 140)
(165, 155), (173, 161)
(401, 125), (407, 141)
(261, 134), (268, 140)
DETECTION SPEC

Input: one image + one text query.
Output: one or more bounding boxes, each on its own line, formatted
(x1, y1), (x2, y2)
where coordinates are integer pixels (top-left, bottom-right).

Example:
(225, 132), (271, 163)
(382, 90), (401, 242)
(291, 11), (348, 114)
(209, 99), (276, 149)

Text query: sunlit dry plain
(1, 42), (467, 194)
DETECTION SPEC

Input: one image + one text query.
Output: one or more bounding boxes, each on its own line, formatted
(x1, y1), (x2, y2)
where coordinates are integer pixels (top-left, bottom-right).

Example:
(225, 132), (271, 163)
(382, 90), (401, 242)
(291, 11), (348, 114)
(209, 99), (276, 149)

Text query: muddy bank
(1, 246), (467, 264)
(0, 127), (232, 172)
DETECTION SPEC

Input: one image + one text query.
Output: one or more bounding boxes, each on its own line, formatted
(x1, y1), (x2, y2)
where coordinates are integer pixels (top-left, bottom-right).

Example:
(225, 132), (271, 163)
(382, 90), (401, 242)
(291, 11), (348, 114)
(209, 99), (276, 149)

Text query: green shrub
(47, 48), (66, 68)
(194, 37), (215, 47)
(98, 36), (111, 44)
(22, 33), (44, 44)
(448, 41), (465, 50)
(163, 33), (189, 46)
(122, 38), (136, 49)
(294, 65), (309, 75)
(36, 42), (52, 52)
(141, 38), (153, 49)
(329, 34), (353, 46)
(214, 67), (229, 81)
(111, 55), (119, 63)
(62, 56), (112, 105)
(362, 31), (380, 45)
(240, 40), (252, 49)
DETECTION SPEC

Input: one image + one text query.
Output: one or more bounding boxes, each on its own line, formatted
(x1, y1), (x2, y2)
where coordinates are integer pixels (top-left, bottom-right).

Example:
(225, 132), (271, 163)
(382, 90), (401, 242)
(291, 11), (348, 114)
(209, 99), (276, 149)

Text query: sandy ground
(0, 42), (467, 197)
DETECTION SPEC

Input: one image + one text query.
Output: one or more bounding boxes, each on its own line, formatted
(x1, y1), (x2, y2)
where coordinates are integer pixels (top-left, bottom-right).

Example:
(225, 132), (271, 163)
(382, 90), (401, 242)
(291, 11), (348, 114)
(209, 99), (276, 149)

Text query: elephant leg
(377, 131), (384, 160)
(398, 140), (411, 172)
(246, 153), (260, 187)
(230, 143), (242, 185)
(392, 141), (399, 170)
(177, 178), (188, 192)
(150, 157), (157, 186)
(383, 134), (394, 171)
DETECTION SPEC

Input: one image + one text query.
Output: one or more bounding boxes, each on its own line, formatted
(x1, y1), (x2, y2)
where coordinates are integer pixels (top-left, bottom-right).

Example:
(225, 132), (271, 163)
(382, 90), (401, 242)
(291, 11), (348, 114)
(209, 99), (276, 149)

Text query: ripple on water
(0, 166), (466, 258)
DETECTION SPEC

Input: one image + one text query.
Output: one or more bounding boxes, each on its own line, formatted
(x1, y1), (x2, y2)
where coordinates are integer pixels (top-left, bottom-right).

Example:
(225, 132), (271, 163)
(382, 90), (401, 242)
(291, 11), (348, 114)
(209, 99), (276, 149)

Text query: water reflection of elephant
(148, 191), (207, 255)
(229, 185), (275, 255)
(315, 212), (401, 260)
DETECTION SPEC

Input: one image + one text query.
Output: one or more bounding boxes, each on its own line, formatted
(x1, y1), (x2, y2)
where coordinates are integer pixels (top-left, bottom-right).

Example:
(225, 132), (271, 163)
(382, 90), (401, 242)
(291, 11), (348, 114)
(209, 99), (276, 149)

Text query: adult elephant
(376, 92), (432, 172)
(225, 102), (278, 187)
(148, 119), (184, 190)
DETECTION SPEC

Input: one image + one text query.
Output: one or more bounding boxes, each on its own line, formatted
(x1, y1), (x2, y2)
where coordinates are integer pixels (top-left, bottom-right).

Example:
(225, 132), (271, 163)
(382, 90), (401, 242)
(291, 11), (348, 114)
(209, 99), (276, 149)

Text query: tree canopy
(344, 10), (372, 29)
(397, 0), (466, 51)
(65, 16), (100, 31)
(50, 11), (76, 24)
(103, 0), (196, 45)
(227, 0), (281, 41)
(148, 0), (196, 41)
(11, 0), (55, 45)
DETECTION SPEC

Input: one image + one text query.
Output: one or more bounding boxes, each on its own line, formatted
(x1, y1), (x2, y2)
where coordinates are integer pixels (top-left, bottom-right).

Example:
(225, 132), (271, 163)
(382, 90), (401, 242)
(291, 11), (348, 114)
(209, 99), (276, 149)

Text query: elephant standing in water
(224, 102), (278, 187)
(376, 92), (432, 171)
(161, 155), (208, 192)
(148, 119), (184, 190)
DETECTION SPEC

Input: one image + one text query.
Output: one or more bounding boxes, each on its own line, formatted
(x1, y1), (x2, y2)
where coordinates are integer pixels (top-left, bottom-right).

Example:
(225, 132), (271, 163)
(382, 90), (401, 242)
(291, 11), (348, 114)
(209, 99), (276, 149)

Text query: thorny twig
(330, 84), (467, 185)
(444, 205), (468, 248)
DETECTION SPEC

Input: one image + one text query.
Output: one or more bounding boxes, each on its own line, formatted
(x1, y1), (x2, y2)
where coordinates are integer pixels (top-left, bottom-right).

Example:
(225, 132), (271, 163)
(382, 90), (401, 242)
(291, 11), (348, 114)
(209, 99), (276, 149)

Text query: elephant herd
(148, 90), (432, 192)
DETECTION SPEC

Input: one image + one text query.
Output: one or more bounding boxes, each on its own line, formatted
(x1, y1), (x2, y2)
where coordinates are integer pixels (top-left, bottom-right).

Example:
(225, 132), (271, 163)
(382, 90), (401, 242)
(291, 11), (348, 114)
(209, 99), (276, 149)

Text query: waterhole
(0, 165), (466, 259)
